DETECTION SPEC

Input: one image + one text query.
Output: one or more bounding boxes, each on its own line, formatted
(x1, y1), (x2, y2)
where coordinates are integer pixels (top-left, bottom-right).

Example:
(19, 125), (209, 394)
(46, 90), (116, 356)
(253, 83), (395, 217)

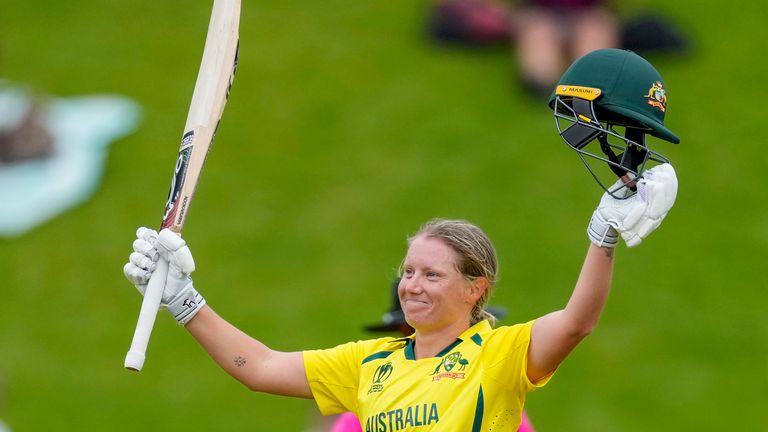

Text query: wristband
(587, 210), (619, 248)
(165, 283), (206, 325)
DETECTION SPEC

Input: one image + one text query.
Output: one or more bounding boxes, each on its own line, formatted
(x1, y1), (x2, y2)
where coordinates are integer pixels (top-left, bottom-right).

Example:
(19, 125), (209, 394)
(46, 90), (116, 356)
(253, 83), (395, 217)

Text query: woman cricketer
(124, 49), (679, 431)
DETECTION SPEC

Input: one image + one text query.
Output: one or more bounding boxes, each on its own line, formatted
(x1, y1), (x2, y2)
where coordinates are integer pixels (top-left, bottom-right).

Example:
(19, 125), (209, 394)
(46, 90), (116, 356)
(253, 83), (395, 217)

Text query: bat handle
(125, 257), (169, 371)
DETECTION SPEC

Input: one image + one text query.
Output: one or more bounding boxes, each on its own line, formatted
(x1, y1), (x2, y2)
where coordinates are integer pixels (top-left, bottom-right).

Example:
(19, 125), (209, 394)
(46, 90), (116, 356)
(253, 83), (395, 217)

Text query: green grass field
(1, 0), (767, 430)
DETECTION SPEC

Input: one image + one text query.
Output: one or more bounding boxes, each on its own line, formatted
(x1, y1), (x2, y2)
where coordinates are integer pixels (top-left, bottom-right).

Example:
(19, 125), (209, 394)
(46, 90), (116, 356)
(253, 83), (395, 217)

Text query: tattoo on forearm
(234, 356), (247, 367)
(602, 247), (615, 259)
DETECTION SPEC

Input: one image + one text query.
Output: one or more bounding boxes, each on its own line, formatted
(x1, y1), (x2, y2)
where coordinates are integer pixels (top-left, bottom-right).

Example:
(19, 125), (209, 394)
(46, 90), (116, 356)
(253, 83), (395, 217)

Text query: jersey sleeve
(484, 320), (556, 393)
(304, 340), (367, 416)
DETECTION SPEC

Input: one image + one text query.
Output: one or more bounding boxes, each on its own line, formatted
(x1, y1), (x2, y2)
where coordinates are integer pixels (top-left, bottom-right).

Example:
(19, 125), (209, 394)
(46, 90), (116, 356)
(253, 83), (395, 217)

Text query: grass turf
(1, 0), (766, 430)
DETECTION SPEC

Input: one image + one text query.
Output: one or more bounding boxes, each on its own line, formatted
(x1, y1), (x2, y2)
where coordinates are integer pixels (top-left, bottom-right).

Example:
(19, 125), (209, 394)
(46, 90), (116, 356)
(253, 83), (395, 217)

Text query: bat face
(159, 4), (240, 232)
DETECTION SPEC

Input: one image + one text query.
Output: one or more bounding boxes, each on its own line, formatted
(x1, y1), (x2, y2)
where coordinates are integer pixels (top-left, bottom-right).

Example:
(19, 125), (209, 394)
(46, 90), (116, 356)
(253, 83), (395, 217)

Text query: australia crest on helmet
(644, 81), (667, 112)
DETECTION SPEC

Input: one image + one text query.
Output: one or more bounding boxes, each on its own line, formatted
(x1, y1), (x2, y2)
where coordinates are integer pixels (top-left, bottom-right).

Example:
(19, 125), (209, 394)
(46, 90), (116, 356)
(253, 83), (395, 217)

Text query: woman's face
(399, 235), (474, 332)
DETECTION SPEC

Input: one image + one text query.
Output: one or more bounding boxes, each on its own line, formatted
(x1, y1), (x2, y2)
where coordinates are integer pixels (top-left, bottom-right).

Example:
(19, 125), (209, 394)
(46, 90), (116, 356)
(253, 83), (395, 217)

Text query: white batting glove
(123, 227), (206, 325)
(588, 163), (678, 248)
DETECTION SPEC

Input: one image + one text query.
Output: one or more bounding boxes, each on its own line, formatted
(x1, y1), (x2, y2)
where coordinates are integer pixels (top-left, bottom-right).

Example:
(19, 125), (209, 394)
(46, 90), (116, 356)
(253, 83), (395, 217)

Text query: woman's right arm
(185, 305), (313, 398)
(124, 228), (312, 399)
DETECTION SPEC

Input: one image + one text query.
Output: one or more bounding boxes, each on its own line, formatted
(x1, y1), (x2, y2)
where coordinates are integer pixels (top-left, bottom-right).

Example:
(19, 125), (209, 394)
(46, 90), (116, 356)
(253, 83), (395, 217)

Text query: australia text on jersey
(365, 403), (439, 432)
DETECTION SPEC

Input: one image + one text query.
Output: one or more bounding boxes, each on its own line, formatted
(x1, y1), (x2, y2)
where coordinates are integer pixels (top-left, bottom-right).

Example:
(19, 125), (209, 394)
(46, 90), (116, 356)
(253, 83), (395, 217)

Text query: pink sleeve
(517, 411), (535, 432)
(331, 412), (363, 432)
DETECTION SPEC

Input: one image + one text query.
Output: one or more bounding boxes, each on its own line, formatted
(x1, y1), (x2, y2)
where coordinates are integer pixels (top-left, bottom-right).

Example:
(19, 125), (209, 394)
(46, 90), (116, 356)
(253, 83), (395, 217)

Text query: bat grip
(125, 257), (169, 371)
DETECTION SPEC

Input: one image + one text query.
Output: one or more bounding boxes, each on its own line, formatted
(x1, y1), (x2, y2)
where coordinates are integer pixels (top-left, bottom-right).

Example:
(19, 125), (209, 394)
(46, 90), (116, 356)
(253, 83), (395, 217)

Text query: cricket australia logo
(431, 351), (468, 381)
(368, 361), (393, 395)
(644, 81), (667, 112)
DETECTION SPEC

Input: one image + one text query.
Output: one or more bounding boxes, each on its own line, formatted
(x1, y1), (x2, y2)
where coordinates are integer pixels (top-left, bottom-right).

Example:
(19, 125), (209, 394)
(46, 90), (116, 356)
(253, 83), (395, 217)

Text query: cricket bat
(124, 0), (241, 372)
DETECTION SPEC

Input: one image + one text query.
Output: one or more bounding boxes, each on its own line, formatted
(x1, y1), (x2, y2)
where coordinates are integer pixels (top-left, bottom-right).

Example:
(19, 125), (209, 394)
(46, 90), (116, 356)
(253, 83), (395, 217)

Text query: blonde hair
(408, 218), (499, 326)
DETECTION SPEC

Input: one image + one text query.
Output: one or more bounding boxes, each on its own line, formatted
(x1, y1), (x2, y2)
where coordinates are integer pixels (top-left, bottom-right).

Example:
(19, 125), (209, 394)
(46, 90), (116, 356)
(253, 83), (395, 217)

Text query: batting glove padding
(589, 163), (678, 248)
(123, 227), (206, 325)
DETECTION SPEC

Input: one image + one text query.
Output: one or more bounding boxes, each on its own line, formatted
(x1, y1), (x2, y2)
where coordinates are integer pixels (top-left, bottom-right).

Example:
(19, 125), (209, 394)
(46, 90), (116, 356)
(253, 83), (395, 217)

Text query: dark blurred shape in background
(0, 96), (53, 164)
(620, 13), (692, 55)
(427, 0), (512, 47)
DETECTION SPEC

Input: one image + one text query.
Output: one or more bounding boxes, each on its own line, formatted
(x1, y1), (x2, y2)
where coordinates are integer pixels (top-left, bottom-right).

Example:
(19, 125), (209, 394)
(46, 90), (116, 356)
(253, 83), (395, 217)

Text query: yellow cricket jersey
(304, 320), (553, 431)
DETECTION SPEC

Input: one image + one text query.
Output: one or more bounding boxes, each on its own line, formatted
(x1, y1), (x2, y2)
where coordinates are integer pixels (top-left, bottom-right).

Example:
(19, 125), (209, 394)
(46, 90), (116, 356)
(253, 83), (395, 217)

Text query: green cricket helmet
(549, 48), (680, 199)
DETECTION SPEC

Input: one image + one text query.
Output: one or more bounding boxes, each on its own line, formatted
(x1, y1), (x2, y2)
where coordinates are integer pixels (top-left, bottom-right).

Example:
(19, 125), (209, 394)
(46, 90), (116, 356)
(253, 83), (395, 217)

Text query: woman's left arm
(527, 244), (614, 382)
(527, 163), (678, 382)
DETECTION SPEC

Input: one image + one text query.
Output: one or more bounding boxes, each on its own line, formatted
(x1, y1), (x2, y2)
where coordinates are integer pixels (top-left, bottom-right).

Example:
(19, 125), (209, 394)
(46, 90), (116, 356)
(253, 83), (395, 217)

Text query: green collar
(402, 320), (491, 360)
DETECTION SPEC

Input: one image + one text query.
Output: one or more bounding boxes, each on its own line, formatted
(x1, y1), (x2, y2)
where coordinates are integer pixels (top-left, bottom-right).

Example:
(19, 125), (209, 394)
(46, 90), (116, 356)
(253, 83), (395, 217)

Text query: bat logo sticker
(161, 134), (194, 228)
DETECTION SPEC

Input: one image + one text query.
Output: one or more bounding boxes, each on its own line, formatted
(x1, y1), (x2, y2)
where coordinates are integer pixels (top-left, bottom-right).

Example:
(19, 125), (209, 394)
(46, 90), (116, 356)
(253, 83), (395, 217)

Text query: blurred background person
(425, 0), (690, 99)
(327, 278), (536, 432)
(0, 80), (141, 238)
(512, 0), (619, 97)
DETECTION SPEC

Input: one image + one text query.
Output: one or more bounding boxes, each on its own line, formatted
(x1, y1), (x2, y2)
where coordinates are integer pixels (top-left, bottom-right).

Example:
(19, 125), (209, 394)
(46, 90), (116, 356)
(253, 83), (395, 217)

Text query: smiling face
(399, 235), (479, 332)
